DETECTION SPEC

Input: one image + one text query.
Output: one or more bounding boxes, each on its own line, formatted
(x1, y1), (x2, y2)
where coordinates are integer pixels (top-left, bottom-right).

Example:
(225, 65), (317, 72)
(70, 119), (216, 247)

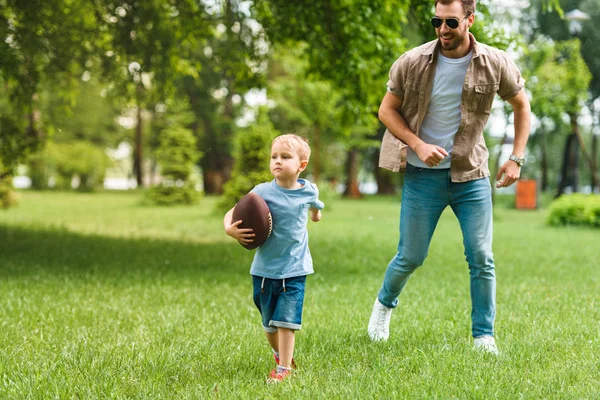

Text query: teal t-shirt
(249, 179), (324, 279)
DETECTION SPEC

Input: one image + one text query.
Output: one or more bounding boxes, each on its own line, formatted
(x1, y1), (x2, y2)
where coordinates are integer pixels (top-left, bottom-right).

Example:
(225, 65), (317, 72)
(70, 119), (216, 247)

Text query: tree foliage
(147, 124), (200, 205)
(218, 112), (278, 213)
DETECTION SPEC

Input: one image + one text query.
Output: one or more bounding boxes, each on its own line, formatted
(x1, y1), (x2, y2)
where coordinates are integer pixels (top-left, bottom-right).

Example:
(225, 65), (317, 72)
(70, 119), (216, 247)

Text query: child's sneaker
(266, 367), (292, 384)
(473, 335), (499, 355)
(273, 353), (297, 369)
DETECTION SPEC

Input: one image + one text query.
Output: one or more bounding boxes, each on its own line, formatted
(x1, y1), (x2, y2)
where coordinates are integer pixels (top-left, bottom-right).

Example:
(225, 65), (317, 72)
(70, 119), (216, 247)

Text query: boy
(224, 134), (324, 383)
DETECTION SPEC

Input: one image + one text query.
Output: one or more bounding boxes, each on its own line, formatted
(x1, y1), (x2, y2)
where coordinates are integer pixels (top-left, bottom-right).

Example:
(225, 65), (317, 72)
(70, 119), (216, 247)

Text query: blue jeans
(378, 164), (496, 338)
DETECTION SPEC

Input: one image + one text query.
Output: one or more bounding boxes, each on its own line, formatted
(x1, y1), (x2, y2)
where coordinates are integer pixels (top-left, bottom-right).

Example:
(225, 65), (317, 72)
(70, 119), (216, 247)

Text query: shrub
(0, 174), (18, 208)
(147, 125), (200, 206)
(547, 194), (600, 228)
(217, 116), (279, 213)
(28, 141), (109, 191)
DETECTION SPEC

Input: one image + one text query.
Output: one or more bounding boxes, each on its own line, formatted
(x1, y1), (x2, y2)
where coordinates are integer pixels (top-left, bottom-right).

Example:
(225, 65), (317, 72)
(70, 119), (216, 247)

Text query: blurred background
(1, 0), (598, 210)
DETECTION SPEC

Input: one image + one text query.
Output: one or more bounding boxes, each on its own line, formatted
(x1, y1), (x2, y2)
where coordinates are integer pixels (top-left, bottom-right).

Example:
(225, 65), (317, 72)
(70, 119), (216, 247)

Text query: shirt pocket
(401, 79), (420, 117)
(473, 83), (499, 114)
(297, 203), (309, 219)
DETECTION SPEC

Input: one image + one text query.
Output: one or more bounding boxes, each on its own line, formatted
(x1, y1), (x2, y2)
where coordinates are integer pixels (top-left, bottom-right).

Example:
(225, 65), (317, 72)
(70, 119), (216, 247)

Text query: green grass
(0, 190), (598, 398)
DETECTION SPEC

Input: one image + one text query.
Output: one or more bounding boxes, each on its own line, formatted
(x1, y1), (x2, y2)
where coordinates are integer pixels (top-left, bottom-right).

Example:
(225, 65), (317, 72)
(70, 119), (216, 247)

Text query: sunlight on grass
(0, 190), (598, 397)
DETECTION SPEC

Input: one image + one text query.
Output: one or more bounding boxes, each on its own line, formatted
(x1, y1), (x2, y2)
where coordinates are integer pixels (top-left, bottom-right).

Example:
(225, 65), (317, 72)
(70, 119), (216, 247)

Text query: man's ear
(468, 13), (475, 28)
(298, 160), (308, 172)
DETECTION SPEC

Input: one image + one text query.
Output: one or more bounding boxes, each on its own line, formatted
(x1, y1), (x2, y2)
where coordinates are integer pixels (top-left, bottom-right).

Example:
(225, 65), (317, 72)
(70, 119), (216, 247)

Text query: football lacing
(267, 213), (273, 237)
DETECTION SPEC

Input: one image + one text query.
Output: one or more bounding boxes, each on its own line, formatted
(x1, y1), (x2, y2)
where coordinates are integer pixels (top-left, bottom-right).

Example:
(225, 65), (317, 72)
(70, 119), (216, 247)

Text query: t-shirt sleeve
(498, 53), (525, 101)
(250, 183), (266, 198)
(307, 183), (325, 210)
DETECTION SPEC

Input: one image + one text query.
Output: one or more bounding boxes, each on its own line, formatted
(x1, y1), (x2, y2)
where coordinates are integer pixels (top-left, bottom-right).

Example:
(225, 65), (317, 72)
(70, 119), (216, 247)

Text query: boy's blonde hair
(272, 134), (311, 162)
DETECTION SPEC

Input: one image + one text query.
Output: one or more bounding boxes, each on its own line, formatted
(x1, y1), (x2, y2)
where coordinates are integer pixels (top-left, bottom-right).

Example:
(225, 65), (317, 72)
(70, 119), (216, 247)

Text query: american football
(232, 193), (273, 250)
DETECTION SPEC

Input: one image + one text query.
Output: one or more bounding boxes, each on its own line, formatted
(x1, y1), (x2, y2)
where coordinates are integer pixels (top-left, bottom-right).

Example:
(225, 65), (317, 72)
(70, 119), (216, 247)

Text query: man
(368, 0), (530, 354)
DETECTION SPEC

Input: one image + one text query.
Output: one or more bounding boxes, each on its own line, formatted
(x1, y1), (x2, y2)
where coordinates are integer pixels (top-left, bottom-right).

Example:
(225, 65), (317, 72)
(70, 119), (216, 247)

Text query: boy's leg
(253, 276), (280, 352)
(277, 328), (295, 369)
(269, 276), (305, 369)
(265, 331), (278, 353)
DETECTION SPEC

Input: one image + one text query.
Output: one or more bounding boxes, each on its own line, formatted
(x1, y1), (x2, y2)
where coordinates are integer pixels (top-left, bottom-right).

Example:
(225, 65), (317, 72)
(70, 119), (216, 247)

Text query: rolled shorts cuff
(270, 321), (302, 331)
(263, 325), (278, 333)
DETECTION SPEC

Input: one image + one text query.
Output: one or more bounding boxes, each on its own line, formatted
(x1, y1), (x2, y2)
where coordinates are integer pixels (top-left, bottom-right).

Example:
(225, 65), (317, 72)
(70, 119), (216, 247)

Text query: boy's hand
(225, 219), (255, 245)
(310, 208), (322, 222)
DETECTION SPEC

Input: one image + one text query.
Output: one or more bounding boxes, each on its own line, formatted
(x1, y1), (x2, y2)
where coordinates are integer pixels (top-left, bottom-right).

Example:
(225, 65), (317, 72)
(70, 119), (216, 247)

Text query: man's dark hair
(435, 0), (475, 17)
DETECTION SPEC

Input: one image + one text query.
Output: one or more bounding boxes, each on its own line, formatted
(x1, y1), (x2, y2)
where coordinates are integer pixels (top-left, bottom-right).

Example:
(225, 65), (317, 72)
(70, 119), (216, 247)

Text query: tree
(218, 111), (278, 213)
(0, 0), (103, 205)
(522, 38), (575, 192)
(528, 0), (600, 193)
(100, 0), (208, 188)
(268, 46), (348, 184)
(179, 0), (267, 195)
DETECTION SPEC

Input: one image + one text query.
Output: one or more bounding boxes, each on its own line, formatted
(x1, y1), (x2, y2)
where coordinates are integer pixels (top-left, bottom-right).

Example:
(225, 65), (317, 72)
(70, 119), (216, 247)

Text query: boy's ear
(298, 160), (308, 172)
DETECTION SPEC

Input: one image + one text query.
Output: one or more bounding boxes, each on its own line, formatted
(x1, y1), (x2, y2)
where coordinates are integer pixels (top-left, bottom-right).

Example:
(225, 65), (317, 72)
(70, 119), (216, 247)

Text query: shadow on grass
(0, 224), (252, 282)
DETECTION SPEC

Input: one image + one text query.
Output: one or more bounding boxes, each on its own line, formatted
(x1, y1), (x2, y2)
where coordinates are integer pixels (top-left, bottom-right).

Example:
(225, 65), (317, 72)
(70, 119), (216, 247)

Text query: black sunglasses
(430, 16), (468, 29)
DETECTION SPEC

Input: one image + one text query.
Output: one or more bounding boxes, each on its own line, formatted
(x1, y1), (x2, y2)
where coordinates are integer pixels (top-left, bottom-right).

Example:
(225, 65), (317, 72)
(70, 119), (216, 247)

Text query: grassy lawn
(0, 190), (598, 398)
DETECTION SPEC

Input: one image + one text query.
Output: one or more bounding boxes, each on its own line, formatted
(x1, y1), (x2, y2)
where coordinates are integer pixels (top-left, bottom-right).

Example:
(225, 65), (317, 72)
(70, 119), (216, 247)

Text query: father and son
(224, 0), (531, 383)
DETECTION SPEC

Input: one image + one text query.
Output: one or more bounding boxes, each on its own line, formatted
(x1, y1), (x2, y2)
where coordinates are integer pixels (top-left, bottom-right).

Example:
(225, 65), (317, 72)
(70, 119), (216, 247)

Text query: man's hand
(415, 143), (449, 167)
(495, 160), (521, 188)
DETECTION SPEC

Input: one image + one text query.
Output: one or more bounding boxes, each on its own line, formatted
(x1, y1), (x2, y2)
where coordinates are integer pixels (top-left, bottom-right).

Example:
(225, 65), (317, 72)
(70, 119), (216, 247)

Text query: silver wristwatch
(509, 154), (524, 167)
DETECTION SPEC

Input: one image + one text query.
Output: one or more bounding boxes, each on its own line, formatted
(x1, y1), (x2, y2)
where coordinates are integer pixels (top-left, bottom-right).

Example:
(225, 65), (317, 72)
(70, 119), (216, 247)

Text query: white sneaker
(473, 335), (499, 355)
(368, 299), (393, 341)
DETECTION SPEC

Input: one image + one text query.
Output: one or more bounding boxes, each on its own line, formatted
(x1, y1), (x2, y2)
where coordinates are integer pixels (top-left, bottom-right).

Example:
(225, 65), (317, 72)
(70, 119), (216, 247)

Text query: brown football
(232, 193), (273, 250)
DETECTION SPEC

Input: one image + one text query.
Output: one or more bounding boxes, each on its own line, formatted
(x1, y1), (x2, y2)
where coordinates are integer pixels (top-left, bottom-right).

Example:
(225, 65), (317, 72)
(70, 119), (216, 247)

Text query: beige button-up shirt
(379, 34), (525, 182)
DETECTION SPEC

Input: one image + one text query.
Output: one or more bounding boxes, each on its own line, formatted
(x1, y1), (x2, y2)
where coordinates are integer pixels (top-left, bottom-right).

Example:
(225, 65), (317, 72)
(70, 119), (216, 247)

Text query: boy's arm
(223, 206), (255, 244)
(309, 208), (322, 222)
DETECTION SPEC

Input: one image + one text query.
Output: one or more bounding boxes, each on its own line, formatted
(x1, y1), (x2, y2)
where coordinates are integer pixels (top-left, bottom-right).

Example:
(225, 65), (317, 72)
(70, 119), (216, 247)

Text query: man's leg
(378, 168), (448, 308)
(451, 177), (496, 339)
(369, 167), (448, 341)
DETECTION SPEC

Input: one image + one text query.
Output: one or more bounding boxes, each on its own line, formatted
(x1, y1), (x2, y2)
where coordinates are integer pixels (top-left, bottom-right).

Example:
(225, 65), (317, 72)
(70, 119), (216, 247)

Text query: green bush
(28, 141), (109, 191)
(147, 125), (200, 206)
(0, 174), (18, 208)
(217, 116), (279, 213)
(547, 194), (600, 228)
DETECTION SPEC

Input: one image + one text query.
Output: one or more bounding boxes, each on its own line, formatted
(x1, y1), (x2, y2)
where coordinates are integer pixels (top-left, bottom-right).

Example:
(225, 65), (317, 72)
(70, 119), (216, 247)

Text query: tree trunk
(374, 164), (397, 194)
(556, 133), (580, 197)
(343, 147), (362, 198)
(491, 133), (509, 205)
(592, 133), (599, 193)
(539, 128), (549, 192)
(590, 103), (599, 193)
(201, 101), (234, 194)
(313, 125), (320, 183)
(373, 126), (397, 195)
(134, 103), (144, 188)
(570, 112), (599, 193)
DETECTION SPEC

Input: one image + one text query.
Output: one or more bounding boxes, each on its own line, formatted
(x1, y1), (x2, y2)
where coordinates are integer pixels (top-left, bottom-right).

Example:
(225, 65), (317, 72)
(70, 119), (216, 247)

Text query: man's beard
(440, 34), (464, 52)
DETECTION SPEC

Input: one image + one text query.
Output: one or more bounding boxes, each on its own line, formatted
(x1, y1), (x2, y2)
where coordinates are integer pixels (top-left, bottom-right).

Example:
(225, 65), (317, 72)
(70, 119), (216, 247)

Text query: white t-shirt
(406, 50), (473, 169)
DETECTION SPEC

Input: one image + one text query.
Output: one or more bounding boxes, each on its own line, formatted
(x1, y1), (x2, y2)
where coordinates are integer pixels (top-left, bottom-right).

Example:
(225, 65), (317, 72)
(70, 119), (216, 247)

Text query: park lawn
(0, 190), (598, 398)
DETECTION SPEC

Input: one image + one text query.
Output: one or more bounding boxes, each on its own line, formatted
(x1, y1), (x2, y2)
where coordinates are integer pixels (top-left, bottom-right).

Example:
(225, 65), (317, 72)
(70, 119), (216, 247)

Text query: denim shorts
(252, 275), (306, 332)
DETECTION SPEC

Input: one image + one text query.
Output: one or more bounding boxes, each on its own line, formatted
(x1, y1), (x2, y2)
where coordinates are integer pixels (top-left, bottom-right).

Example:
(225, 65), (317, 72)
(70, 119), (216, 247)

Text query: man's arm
(378, 91), (448, 167)
(495, 89), (531, 188)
